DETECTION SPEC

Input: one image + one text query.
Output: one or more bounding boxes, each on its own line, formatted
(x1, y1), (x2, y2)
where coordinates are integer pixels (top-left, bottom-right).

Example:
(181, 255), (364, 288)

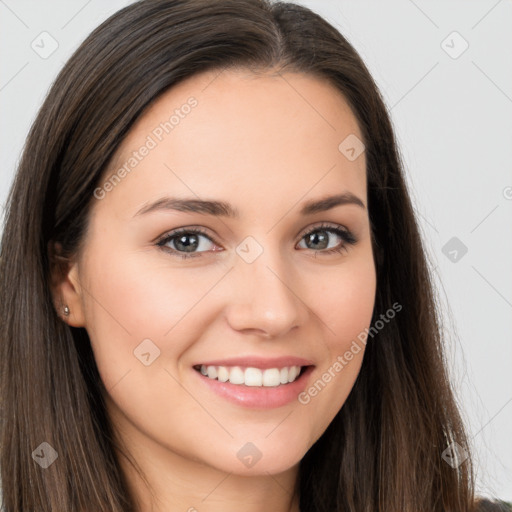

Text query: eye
(156, 227), (218, 260)
(296, 223), (357, 257)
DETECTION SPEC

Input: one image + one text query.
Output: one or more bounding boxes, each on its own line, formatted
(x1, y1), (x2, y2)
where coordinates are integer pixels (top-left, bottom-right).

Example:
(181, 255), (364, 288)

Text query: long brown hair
(0, 0), (486, 510)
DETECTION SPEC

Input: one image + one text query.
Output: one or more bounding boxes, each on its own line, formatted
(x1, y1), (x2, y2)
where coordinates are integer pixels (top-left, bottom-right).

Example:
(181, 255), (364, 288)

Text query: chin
(209, 441), (305, 476)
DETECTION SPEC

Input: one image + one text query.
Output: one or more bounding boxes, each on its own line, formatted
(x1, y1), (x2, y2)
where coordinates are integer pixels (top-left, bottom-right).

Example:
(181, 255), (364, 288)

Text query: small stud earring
(63, 305), (70, 316)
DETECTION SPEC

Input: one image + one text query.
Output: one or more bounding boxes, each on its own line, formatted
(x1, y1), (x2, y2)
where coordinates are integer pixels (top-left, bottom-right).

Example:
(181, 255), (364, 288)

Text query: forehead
(91, 68), (367, 222)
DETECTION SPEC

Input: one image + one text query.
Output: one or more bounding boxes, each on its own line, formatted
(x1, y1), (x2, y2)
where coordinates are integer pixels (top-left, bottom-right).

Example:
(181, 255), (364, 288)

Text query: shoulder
(474, 498), (512, 511)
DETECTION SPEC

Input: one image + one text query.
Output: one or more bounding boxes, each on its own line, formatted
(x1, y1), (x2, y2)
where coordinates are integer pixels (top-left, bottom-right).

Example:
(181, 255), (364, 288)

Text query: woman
(0, 0), (509, 510)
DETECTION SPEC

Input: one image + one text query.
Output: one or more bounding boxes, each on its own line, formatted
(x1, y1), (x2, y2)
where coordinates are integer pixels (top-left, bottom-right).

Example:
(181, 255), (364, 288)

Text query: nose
(224, 245), (308, 338)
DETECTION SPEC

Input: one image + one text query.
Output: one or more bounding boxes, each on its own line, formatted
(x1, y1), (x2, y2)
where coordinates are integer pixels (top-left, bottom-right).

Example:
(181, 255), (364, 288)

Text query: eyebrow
(133, 192), (366, 219)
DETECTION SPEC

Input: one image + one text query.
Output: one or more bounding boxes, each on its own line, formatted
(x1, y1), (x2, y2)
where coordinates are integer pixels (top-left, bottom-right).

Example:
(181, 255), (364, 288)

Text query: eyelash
(156, 223), (357, 260)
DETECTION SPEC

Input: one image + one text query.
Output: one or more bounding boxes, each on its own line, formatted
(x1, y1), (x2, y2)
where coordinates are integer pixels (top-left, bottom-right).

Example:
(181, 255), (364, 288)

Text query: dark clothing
(476, 498), (512, 511)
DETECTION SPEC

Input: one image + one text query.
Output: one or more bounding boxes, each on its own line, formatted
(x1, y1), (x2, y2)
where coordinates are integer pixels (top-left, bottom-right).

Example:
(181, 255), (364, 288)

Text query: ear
(47, 241), (86, 327)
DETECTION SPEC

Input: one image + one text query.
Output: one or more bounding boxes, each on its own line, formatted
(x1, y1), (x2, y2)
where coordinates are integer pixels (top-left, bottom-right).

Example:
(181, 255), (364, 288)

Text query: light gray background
(0, 0), (511, 502)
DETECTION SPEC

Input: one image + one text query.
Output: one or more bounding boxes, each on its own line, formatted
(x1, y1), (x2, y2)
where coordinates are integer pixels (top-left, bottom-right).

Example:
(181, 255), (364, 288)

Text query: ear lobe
(47, 240), (86, 327)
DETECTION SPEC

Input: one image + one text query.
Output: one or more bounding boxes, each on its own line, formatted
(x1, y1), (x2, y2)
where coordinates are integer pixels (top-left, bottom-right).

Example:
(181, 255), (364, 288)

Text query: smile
(193, 364), (306, 387)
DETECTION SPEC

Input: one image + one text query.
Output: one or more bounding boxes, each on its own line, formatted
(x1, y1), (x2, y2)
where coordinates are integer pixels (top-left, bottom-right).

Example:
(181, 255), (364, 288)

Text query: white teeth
(229, 367), (244, 385)
(197, 364), (303, 386)
(244, 367), (262, 387)
(288, 365), (298, 382)
(217, 366), (229, 382)
(263, 368), (281, 387)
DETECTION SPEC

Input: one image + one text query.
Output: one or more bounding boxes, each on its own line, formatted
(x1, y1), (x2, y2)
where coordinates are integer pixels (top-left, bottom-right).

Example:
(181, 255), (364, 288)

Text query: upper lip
(193, 356), (315, 370)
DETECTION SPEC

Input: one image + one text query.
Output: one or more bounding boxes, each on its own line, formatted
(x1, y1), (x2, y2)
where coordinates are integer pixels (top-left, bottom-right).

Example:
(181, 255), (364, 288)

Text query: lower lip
(193, 366), (315, 409)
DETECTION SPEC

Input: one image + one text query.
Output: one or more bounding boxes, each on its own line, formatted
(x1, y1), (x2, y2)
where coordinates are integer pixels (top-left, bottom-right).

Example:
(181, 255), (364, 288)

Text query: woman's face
(57, 69), (376, 477)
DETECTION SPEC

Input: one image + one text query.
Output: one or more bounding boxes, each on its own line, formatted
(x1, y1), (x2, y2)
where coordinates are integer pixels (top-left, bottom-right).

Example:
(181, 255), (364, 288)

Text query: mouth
(193, 364), (311, 387)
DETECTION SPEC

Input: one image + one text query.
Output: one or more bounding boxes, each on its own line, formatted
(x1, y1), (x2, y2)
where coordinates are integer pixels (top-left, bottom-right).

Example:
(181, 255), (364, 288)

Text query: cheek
(318, 250), (377, 351)
(298, 251), (376, 433)
(81, 245), (227, 388)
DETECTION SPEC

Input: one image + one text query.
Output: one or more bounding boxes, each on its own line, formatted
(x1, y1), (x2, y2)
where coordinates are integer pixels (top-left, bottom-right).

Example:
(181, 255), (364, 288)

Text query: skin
(50, 68), (377, 512)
